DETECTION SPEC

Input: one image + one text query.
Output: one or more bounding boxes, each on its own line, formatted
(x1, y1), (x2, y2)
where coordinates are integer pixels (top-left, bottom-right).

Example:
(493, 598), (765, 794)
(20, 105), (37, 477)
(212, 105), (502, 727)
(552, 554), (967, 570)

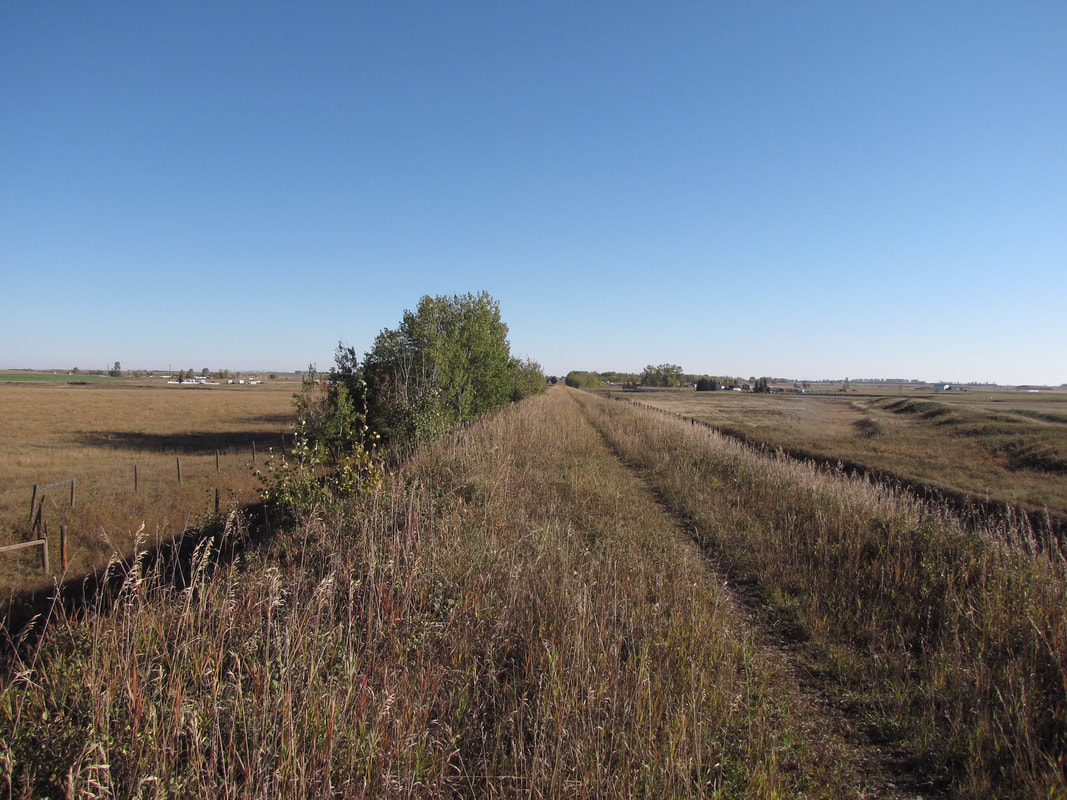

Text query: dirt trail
(575, 395), (939, 799)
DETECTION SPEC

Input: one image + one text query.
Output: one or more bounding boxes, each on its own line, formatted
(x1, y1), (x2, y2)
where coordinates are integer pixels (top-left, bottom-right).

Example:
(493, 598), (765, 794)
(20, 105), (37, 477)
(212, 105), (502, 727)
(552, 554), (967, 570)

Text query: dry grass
(0, 381), (293, 594)
(3, 387), (895, 799)
(607, 385), (1067, 525)
(578, 389), (1067, 797)
(3, 386), (1065, 797)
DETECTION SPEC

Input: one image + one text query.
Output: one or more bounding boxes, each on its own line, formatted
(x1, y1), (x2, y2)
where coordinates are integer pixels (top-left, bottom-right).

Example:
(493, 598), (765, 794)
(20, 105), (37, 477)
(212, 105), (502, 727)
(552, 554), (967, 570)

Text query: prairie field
(0, 378), (294, 594)
(601, 384), (1067, 528)
(2, 386), (1065, 798)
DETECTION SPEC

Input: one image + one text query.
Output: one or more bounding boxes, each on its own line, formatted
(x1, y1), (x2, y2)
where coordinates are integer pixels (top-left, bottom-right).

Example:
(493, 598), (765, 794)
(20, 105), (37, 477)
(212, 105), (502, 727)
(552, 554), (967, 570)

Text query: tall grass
(3, 387), (879, 798)
(7, 386), (1061, 797)
(578, 390), (1067, 798)
(613, 385), (1067, 524)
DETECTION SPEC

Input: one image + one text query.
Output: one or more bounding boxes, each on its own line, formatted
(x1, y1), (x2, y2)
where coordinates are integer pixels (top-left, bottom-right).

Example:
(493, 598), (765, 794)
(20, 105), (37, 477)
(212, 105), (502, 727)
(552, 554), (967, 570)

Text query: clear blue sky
(3, 2), (1064, 384)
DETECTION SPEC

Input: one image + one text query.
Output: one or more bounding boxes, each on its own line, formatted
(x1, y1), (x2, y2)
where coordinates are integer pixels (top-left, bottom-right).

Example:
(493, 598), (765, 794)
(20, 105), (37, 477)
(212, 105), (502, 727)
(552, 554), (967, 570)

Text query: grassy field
(2, 386), (1064, 797)
(601, 384), (1067, 528)
(0, 371), (113, 384)
(0, 379), (295, 594)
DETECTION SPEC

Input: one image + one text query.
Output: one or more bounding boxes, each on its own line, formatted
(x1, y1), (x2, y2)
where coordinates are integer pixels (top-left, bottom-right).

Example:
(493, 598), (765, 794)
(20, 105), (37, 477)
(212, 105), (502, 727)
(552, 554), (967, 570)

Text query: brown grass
(3, 386), (1064, 797)
(578, 389), (1067, 797)
(606, 385), (1067, 526)
(0, 381), (293, 594)
(2, 386), (907, 799)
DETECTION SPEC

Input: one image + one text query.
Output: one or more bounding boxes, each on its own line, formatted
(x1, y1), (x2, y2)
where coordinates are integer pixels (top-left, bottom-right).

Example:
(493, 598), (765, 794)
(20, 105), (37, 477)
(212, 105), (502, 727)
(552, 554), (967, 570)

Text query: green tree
(293, 358), (375, 465)
(510, 357), (547, 401)
(565, 371), (602, 389)
(364, 292), (522, 445)
(640, 364), (685, 387)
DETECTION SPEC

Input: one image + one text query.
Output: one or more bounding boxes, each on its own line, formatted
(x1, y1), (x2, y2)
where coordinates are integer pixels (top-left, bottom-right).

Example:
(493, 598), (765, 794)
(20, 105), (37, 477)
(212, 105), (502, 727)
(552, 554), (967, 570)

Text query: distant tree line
(640, 364), (685, 387)
(562, 368), (791, 393)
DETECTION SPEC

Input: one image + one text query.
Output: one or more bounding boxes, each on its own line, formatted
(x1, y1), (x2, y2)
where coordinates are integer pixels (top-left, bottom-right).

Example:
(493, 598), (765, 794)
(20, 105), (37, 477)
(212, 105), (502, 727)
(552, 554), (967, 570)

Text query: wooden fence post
(70, 478), (76, 508)
(177, 457), (182, 484)
(216, 449), (220, 472)
(134, 464), (139, 492)
(29, 484), (38, 523)
(40, 523), (49, 573)
(252, 440), (256, 464)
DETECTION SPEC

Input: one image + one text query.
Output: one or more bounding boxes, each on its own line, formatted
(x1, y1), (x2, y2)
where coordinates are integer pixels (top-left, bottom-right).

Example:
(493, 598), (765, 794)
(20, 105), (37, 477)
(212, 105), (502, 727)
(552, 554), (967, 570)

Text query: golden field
(601, 383), (1067, 527)
(0, 377), (295, 593)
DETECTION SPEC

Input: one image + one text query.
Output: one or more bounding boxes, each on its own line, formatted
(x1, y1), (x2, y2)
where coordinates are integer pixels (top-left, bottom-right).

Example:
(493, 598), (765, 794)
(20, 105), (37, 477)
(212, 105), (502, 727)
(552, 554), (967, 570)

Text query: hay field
(0, 379), (294, 593)
(604, 385), (1067, 526)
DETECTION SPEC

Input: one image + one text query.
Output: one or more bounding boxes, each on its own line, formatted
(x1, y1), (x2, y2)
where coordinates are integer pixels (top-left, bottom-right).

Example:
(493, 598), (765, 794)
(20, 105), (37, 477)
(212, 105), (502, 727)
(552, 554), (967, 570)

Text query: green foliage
(695, 377), (720, 391)
(364, 291), (525, 445)
(753, 377), (772, 394)
(510, 357), (547, 402)
(565, 371), (602, 389)
(597, 371), (640, 385)
(640, 363), (685, 387)
(259, 359), (383, 517)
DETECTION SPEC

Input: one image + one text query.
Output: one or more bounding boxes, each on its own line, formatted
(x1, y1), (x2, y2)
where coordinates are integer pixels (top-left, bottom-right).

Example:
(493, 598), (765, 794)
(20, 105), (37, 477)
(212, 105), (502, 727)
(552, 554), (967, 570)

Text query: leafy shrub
(258, 361), (384, 518)
(364, 292), (524, 445)
(565, 371), (601, 389)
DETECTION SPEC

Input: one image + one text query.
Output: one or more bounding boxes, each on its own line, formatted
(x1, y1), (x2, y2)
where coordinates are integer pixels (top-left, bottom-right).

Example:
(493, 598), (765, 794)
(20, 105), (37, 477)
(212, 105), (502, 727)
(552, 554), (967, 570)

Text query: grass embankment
(5, 387), (889, 798)
(577, 391), (1067, 797)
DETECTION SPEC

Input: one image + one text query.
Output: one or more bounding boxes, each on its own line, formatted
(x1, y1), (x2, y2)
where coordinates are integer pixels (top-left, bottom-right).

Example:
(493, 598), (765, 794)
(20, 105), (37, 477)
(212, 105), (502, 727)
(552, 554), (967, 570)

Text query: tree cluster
(361, 292), (545, 444)
(565, 371), (602, 389)
(640, 364), (685, 387)
(262, 292), (545, 516)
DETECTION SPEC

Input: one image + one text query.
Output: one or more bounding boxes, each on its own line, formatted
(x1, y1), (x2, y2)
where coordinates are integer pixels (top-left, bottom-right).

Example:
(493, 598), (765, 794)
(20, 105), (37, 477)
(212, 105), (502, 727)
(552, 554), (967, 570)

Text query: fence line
(4, 436), (287, 576)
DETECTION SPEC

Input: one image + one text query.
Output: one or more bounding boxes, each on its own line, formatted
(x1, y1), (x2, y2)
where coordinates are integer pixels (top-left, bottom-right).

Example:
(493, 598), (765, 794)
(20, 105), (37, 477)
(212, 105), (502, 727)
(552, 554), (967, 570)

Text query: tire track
(572, 389), (941, 799)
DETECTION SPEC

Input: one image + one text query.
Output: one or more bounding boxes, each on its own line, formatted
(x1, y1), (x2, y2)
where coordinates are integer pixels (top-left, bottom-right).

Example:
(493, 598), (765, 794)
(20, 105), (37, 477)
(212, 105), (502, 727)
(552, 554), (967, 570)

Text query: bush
(565, 371), (601, 389)
(258, 361), (383, 518)
(364, 292), (533, 445)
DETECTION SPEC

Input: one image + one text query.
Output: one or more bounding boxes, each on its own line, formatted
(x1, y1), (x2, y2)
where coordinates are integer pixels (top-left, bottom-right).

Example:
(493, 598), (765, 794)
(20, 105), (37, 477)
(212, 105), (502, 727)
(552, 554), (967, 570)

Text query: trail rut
(574, 392), (941, 799)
